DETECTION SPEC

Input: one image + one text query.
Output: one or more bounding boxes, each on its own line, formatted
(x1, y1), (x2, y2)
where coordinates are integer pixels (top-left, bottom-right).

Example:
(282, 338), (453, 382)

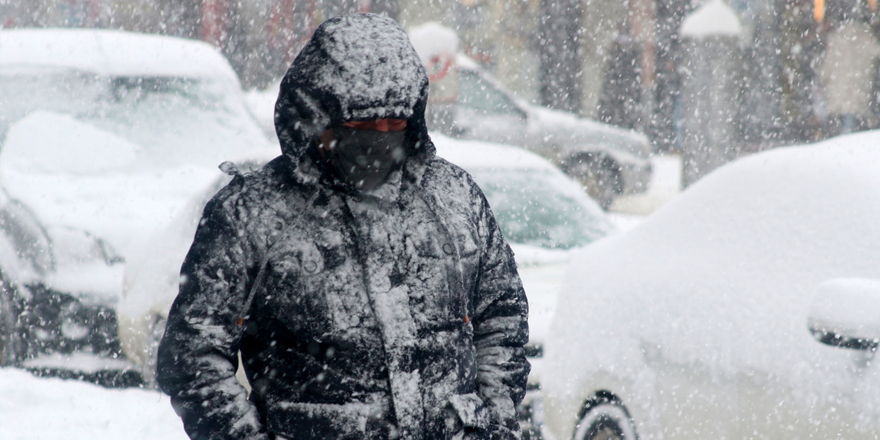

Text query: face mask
(324, 127), (407, 191)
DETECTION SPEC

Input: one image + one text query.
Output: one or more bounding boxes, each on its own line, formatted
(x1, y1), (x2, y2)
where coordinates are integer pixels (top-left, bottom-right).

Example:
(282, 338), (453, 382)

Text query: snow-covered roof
(680, 0), (743, 38)
(0, 28), (240, 84)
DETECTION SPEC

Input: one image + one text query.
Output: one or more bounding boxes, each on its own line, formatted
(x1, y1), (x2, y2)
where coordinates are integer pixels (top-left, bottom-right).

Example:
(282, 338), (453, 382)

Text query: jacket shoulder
(208, 156), (296, 223)
(423, 156), (487, 207)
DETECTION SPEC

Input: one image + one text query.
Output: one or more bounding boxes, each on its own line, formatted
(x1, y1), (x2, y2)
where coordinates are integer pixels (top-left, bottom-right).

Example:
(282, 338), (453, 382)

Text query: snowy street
(0, 368), (187, 440)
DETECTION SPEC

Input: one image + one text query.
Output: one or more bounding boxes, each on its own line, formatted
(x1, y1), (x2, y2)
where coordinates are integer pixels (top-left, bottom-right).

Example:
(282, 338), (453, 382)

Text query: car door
(452, 69), (529, 145)
(638, 342), (742, 439)
(735, 353), (875, 439)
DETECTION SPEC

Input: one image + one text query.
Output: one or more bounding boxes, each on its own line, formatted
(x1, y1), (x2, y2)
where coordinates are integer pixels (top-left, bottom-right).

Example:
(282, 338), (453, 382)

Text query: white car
(543, 131), (880, 440)
(116, 136), (615, 404)
(0, 29), (274, 378)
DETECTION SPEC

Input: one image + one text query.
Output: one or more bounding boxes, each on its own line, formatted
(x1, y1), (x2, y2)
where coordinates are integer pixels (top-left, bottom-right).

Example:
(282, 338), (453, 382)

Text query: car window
(469, 168), (611, 249)
(0, 70), (258, 168)
(457, 70), (523, 117)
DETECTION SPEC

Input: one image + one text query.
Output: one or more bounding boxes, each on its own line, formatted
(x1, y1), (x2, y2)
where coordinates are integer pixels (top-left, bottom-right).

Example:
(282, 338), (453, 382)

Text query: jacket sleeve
(472, 191), (530, 440)
(156, 196), (269, 440)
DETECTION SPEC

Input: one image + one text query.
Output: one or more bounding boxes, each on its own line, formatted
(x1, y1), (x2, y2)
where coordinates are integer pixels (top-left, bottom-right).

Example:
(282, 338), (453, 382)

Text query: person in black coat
(157, 13), (529, 440)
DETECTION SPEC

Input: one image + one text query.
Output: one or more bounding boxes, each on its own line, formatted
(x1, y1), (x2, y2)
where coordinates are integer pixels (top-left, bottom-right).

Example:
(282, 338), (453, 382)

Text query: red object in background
(268, 0), (299, 65)
(268, 0), (321, 66)
(73, 0), (100, 26)
(201, 0), (226, 47)
(87, 0), (99, 25)
(426, 52), (454, 82)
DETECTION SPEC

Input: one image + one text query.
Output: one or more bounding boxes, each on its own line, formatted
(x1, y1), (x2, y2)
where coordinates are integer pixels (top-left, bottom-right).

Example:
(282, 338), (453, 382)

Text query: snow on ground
(0, 368), (188, 440)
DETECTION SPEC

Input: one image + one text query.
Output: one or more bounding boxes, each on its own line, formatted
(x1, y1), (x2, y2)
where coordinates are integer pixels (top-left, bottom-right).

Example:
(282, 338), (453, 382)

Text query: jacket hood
(274, 13), (433, 165)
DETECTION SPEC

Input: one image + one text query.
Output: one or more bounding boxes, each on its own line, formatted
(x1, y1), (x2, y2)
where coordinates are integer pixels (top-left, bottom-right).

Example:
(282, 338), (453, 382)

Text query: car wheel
(141, 317), (166, 389)
(573, 395), (638, 440)
(561, 154), (621, 210)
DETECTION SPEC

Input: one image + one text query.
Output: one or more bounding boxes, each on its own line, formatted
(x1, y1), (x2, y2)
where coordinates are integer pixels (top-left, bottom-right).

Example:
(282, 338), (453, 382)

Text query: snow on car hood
(546, 130), (880, 417)
(0, 111), (273, 259)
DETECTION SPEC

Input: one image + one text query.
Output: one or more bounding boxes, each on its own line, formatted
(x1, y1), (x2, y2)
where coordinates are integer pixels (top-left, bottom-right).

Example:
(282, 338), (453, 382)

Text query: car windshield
(0, 70), (260, 168)
(469, 168), (610, 249)
(457, 70), (522, 116)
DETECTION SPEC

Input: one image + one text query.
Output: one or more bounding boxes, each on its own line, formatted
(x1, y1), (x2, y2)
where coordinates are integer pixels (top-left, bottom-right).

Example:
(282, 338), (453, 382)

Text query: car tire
(561, 154), (621, 210)
(573, 395), (638, 440)
(141, 316), (166, 389)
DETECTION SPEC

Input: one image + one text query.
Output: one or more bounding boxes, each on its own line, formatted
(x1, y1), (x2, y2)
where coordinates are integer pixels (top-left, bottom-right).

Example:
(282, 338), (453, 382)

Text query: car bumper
(10, 282), (139, 386)
(619, 156), (652, 195)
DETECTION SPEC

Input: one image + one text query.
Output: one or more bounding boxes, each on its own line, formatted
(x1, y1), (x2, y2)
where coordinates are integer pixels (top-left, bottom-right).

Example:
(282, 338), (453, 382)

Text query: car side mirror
(807, 278), (880, 351)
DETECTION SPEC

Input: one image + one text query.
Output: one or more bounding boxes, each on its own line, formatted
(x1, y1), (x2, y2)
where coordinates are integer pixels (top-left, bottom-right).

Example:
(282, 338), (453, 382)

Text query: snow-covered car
(0, 185), (133, 384)
(543, 131), (880, 440)
(0, 29), (275, 378)
(116, 136), (614, 430)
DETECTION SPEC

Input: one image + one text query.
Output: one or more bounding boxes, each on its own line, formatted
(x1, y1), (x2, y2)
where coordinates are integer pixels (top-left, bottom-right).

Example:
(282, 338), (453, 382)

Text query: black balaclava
(324, 127), (407, 191)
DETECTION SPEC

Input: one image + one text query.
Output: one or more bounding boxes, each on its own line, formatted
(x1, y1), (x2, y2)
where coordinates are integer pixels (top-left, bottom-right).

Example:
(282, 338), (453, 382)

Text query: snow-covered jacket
(157, 13), (529, 440)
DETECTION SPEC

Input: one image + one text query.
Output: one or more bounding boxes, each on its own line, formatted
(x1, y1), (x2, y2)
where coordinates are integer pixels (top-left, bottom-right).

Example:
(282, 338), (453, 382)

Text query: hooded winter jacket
(157, 13), (529, 440)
